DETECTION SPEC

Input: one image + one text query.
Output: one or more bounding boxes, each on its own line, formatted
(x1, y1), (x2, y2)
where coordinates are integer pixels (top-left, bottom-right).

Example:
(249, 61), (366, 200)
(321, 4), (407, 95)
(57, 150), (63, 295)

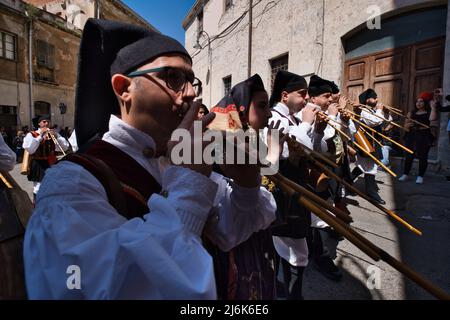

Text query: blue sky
(122, 0), (196, 46)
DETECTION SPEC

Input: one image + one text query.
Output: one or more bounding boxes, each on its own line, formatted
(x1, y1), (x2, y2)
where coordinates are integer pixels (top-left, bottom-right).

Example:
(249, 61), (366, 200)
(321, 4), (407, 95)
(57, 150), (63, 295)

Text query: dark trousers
(404, 150), (430, 177)
(307, 227), (329, 258)
(403, 131), (432, 177)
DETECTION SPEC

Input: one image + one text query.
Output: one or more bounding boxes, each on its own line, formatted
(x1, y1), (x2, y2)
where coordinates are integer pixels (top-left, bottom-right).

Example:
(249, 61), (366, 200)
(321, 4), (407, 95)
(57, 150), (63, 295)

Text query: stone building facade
(0, 0), (156, 133)
(183, 0), (450, 170)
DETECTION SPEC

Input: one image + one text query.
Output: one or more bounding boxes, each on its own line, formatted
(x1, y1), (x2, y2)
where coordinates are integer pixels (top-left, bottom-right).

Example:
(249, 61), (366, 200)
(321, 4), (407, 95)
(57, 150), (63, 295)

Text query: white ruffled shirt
(23, 115), (276, 299)
(268, 103), (313, 159)
(357, 108), (392, 174)
(23, 128), (70, 155)
(22, 128), (70, 194)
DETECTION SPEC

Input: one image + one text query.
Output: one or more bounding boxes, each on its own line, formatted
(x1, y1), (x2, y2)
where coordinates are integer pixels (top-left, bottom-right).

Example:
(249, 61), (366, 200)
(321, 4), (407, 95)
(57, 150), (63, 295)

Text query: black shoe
(313, 256), (343, 281)
(364, 175), (385, 205)
(369, 196), (386, 205)
(324, 227), (345, 241)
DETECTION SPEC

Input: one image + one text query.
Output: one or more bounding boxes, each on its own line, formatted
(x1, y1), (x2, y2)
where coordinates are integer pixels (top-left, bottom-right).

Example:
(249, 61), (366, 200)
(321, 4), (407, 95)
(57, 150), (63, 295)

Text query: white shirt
(23, 128), (70, 154)
(360, 108), (392, 127)
(68, 130), (78, 152)
(22, 128), (70, 194)
(357, 108), (392, 175)
(23, 115), (276, 299)
(268, 102), (313, 159)
(301, 103), (357, 153)
(0, 134), (16, 172)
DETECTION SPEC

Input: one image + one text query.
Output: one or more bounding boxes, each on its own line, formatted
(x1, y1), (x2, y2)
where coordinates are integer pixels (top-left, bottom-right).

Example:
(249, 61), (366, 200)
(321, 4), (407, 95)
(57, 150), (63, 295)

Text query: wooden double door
(343, 37), (445, 114)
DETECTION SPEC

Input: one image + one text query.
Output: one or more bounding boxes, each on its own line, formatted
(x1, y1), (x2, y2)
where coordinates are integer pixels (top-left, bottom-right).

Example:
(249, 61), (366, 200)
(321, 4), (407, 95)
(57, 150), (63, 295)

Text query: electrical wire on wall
(191, 9), (248, 59)
(190, 0), (282, 105)
(255, 1), (276, 29)
(191, 0), (280, 60)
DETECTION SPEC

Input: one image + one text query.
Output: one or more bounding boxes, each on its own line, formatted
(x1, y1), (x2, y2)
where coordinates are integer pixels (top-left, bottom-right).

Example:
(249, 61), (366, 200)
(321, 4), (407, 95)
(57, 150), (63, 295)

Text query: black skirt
(27, 159), (50, 182)
(270, 160), (311, 239)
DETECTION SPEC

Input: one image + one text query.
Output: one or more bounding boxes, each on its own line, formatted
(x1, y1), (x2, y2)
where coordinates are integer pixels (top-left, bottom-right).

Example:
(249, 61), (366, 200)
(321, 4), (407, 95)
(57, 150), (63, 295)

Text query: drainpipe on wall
(247, 0), (253, 78)
(16, 24), (21, 128)
(26, 14), (33, 128)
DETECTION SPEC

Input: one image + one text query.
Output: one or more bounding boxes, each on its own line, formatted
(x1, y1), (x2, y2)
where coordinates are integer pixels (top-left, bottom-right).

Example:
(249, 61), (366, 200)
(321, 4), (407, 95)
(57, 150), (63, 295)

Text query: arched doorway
(343, 6), (446, 110)
(342, 5), (447, 158)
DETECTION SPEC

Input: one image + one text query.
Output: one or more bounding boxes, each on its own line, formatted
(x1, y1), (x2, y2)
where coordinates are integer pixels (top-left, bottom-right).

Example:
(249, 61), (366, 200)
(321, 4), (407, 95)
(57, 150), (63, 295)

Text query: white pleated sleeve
(22, 132), (43, 155)
(24, 161), (219, 300)
(204, 172), (276, 252)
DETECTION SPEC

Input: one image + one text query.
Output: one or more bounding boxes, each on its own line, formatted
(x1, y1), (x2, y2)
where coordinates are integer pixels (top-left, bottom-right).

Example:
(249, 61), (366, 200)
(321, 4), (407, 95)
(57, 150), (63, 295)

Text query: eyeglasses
(127, 66), (202, 96)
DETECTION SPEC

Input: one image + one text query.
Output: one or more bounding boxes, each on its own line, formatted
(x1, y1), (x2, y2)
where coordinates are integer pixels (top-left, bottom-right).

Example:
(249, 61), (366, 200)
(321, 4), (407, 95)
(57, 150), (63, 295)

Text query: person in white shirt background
(351, 89), (388, 205)
(22, 115), (69, 199)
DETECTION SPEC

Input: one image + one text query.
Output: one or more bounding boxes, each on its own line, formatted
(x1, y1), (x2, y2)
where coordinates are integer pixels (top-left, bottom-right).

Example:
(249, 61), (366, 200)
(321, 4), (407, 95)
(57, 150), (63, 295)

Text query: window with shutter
(4, 34), (14, 59)
(37, 40), (47, 66)
(270, 54), (289, 91)
(36, 40), (55, 69)
(223, 75), (232, 96)
(0, 30), (17, 60)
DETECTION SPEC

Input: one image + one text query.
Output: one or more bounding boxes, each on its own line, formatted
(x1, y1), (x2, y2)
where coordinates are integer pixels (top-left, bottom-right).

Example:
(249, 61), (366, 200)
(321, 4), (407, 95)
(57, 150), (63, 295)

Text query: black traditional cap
(75, 18), (192, 148)
(269, 71), (308, 107)
(308, 75), (333, 97)
(358, 89), (378, 104)
(32, 116), (40, 130)
(38, 114), (51, 123)
(328, 81), (340, 94)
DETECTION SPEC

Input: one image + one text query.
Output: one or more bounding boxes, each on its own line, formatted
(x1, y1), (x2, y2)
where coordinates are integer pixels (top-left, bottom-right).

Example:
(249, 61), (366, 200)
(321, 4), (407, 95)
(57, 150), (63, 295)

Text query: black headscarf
(75, 18), (192, 148)
(211, 74), (266, 129)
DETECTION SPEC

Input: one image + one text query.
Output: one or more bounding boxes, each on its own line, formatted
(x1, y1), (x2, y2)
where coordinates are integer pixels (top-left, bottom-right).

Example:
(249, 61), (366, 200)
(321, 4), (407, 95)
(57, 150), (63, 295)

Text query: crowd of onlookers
(0, 124), (74, 163)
